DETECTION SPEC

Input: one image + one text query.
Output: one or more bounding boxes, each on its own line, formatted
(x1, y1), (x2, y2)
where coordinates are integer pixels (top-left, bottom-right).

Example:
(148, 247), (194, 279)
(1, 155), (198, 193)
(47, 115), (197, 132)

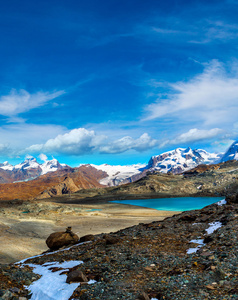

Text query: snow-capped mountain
(14, 157), (41, 170)
(147, 147), (222, 174)
(0, 157), (68, 183)
(0, 161), (14, 171)
(0, 144), (229, 186)
(87, 148), (223, 186)
(92, 163), (146, 186)
(41, 158), (67, 175)
(220, 141), (238, 162)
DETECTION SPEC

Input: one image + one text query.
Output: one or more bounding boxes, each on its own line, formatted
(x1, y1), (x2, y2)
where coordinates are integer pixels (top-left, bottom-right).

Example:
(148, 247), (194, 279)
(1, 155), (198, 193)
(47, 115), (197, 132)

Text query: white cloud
(39, 153), (48, 162)
(26, 128), (107, 155)
(0, 123), (66, 154)
(0, 89), (65, 117)
(161, 128), (224, 147)
(99, 133), (158, 154)
(26, 129), (158, 155)
(144, 60), (238, 127)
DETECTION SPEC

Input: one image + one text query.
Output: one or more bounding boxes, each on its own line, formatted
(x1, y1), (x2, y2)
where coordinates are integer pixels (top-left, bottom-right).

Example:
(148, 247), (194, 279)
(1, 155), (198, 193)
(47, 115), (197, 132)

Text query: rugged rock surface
(0, 199), (237, 299)
(37, 176), (80, 199)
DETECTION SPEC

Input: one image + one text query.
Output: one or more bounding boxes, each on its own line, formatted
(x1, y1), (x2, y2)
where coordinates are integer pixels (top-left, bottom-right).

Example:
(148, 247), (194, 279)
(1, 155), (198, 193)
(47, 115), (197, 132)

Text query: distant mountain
(146, 147), (222, 174)
(0, 145), (227, 186)
(0, 157), (68, 183)
(90, 148), (223, 186)
(220, 141), (238, 162)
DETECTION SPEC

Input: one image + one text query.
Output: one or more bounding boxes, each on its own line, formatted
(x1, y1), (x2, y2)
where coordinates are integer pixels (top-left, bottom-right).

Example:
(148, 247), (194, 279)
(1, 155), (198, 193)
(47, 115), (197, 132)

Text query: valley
(0, 142), (238, 298)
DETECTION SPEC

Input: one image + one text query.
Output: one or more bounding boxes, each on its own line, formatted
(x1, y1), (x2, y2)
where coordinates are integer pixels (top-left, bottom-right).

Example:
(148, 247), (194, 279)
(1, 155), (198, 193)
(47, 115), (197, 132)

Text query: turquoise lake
(111, 197), (225, 212)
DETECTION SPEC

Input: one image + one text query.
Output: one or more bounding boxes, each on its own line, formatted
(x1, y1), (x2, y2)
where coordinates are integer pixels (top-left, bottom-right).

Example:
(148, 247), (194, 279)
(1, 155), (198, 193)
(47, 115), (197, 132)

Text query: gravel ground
(0, 200), (238, 299)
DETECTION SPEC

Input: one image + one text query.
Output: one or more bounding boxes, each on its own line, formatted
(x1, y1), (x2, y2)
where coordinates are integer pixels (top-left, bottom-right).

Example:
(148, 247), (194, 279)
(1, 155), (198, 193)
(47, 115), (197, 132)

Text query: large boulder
(46, 227), (79, 250)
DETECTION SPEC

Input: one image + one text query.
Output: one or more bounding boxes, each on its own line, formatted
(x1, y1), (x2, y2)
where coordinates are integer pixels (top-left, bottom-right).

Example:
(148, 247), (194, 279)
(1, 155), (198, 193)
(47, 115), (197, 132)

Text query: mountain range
(0, 141), (237, 191)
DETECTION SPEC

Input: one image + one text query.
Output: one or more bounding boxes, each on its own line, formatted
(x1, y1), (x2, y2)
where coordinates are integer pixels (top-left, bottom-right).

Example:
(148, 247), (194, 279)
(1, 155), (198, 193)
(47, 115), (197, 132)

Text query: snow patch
(187, 239), (205, 254)
(24, 260), (96, 300)
(217, 199), (226, 206)
(187, 221), (223, 254)
(205, 221), (222, 235)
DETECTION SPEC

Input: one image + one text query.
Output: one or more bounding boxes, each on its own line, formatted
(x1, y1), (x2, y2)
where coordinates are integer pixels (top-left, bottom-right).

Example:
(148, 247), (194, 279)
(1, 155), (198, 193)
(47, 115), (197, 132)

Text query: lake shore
(0, 200), (179, 264)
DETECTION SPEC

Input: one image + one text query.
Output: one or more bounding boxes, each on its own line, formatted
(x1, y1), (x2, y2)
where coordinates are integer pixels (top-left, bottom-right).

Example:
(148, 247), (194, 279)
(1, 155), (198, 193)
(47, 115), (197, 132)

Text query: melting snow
(24, 260), (96, 300)
(205, 221), (222, 235)
(217, 199), (227, 206)
(187, 239), (205, 254)
(187, 221), (223, 254)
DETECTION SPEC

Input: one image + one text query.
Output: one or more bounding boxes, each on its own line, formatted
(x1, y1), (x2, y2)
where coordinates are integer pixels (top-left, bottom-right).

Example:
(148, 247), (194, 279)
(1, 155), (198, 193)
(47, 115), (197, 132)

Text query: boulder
(66, 270), (88, 283)
(46, 227), (79, 250)
(79, 234), (95, 243)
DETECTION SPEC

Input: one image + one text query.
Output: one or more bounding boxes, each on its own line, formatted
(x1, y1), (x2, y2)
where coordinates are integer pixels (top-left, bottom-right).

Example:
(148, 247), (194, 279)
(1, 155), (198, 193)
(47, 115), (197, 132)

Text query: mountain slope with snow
(0, 157), (68, 183)
(147, 147), (222, 174)
(89, 148), (223, 186)
(0, 144), (229, 186)
(0, 157), (66, 175)
(220, 141), (238, 162)
(91, 163), (146, 186)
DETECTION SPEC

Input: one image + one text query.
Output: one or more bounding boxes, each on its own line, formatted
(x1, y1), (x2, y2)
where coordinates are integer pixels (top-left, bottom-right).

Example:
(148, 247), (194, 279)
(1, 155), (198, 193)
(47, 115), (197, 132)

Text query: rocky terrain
(0, 197), (237, 299)
(0, 140), (236, 200)
(0, 148), (238, 299)
(53, 159), (238, 205)
(0, 165), (106, 201)
(0, 156), (237, 205)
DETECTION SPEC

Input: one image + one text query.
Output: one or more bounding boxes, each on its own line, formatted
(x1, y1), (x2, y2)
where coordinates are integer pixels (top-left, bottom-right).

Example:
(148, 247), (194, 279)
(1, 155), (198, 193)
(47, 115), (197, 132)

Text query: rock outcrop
(37, 176), (79, 199)
(46, 227), (79, 250)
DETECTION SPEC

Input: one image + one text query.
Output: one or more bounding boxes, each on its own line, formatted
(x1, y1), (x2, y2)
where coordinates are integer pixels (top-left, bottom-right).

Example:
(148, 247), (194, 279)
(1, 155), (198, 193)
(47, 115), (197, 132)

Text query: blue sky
(0, 0), (238, 166)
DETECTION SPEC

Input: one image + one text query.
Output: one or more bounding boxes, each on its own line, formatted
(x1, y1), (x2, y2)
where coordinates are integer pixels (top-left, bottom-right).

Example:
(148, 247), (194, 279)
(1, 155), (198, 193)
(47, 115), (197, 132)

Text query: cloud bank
(161, 128), (224, 148)
(26, 129), (158, 155)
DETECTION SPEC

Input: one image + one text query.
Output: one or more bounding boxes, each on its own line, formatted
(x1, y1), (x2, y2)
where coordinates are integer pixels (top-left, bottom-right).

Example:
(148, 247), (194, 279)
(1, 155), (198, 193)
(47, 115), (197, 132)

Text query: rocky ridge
(0, 166), (105, 201)
(67, 160), (238, 203)
(0, 198), (237, 299)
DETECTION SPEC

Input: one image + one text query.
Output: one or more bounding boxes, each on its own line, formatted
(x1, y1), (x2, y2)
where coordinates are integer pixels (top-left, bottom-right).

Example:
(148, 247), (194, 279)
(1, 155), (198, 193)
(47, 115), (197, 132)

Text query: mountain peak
(220, 141), (238, 162)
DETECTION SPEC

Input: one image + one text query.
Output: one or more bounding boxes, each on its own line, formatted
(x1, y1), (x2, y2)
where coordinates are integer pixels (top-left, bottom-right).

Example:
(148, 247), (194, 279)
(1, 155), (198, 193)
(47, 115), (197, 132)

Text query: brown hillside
(0, 166), (106, 201)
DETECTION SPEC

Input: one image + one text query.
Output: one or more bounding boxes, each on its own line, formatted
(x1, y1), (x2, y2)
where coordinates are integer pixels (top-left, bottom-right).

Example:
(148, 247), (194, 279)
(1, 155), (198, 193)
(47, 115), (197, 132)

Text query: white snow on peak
(147, 147), (221, 174)
(220, 140), (238, 162)
(0, 161), (14, 171)
(92, 163), (146, 186)
(0, 157), (65, 176)
(15, 157), (39, 170)
(41, 158), (60, 175)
